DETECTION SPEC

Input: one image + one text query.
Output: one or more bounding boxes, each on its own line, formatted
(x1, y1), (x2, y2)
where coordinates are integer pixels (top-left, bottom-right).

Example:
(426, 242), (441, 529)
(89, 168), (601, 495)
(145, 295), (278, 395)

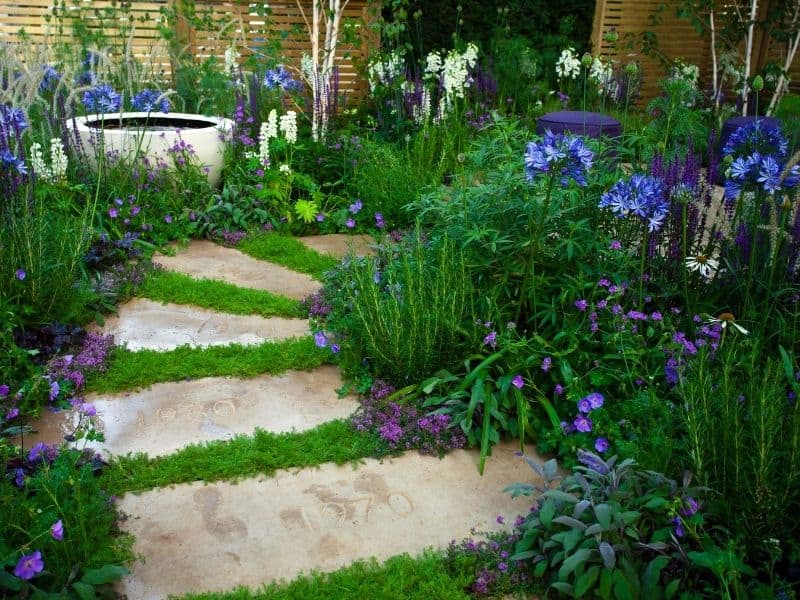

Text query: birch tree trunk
(741, 0), (759, 115)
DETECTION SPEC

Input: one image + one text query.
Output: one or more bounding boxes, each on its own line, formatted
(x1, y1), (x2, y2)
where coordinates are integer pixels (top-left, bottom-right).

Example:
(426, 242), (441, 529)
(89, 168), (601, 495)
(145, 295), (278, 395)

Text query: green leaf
(575, 565), (600, 597)
(550, 582), (575, 596)
(540, 498), (556, 528)
(553, 516), (588, 532)
(478, 387), (495, 475)
(534, 559), (548, 578)
(0, 571), (22, 591)
(80, 565), (129, 585)
(642, 496), (668, 510)
(558, 548), (592, 580)
(465, 376), (485, 427)
(664, 578), (680, 599)
(545, 489), (580, 504)
(594, 503), (612, 529)
(612, 569), (634, 600)
(598, 568), (613, 599)
(72, 581), (97, 600)
(643, 556), (669, 595)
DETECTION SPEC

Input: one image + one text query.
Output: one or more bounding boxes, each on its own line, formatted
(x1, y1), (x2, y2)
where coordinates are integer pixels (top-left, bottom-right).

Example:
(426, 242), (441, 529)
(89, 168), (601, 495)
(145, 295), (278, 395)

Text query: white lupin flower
(279, 163), (291, 173)
(367, 51), (404, 92)
(555, 47), (581, 80)
(29, 142), (50, 180)
(49, 139), (68, 181)
(589, 57), (613, 91)
(424, 52), (443, 81)
(279, 110), (297, 144)
(257, 122), (270, 166)
(265, 109), (278, 140)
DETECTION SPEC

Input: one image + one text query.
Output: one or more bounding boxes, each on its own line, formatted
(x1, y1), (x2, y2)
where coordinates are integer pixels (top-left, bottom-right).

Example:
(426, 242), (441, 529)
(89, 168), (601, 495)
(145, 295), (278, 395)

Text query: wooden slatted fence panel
(591, 0), (713, 104)
(0, 0), (377, 99)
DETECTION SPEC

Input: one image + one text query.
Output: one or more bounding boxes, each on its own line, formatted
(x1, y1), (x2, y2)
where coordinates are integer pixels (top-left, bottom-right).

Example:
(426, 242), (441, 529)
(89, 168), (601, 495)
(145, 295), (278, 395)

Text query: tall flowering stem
(523, 130), (593, 324)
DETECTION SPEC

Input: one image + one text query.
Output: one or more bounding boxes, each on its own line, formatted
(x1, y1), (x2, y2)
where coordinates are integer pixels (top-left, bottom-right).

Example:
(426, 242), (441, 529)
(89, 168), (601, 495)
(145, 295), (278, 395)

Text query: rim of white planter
(70, 112), (234, 187)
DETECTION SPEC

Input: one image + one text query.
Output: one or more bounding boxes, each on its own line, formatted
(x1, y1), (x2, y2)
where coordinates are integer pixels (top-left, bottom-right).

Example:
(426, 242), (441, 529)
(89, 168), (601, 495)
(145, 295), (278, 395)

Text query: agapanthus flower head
(0, 105), (28, 133)
(723, 120), (788, 162)
(132, 89), (171, 113)
(83, 83), (121, 114)
(1, 150), (28, 175)
(524, 130), (594, 187)
(39, 65), (62, 93)
(264, 65), (302, 92)
(599, 173), (668, 232)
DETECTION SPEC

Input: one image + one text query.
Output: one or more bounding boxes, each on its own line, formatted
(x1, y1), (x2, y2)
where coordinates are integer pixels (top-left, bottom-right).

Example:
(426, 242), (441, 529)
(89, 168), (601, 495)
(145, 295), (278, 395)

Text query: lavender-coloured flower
(132, 89), (171, 113)
(0, 105), (28, 132)
(540, 356), (552, 372)
(349, 199), (363, 214)
(83, 83), (121, 114)
(524, 130), (594, 187)
(585, 392), (604, 409)
(14, 468), (25, 488)
(511, 374), (524, 389)
(0, 384), (8, 396)
(13, 551), (44, 580)
(574, 299), (588, 311)
(6, 407), (19, 420)
(51, 520), (64, 540)
(40, 65), (61, 93)
(374, 212), (385, 228)
(723, 119), (788, 161)
(15, 268), (26, 281)
(594, 437), (609, 453)
(578, 398), (592, 413)
(609, 240), (622, 250)
(345, 217), (356, 229)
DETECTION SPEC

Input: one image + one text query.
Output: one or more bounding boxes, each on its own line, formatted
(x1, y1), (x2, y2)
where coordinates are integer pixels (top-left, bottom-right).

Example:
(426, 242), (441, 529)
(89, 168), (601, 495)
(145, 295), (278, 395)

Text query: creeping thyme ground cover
(3, 1), (800, 598)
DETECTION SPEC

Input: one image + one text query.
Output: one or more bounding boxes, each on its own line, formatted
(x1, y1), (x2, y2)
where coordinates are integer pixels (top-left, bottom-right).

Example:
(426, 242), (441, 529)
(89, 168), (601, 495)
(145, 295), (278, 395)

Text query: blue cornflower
(524, 129), (594, 187)
(132, 89), (171, 113)
(83, 84), (121, 114)
(264, 65), (302, 91)
(599, 174), (668, 232)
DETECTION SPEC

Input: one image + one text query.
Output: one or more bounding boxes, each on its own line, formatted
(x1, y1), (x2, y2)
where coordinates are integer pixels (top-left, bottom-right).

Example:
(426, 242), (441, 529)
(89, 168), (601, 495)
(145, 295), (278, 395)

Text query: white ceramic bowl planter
(70, 112), (234, 187)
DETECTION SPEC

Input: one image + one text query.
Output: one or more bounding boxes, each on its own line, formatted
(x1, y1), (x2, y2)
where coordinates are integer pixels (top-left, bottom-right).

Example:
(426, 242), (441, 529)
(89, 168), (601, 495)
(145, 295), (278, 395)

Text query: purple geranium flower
(594, 437), (609, 453)
(314, 331), (328, 348)
(511, 374), (524, 389)
(13, 551), (44, 580)
(15, 268), (26, 281)
(573, 414), (593, 432)
(345, 217), (356, 229)
(585, 392), (604, 409)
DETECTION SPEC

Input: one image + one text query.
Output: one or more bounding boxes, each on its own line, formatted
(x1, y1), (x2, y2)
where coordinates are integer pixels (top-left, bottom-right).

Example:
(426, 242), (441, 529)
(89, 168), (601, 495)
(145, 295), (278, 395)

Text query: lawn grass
(178, 552), (475, 600)
(239, 233), (340, 280)
(138, 269), (302, 319)
(101, 420), (386, 494)
(87, 337), (327, 393)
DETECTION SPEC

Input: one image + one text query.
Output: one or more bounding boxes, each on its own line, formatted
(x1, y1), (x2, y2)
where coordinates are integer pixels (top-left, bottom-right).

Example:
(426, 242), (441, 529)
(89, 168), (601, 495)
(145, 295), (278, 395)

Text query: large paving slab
(94, 298), (309, 351)
(117, 441), (543, 598)
(19, 367), (355, 457)
(153, 240), (320, 300)
(297, 234), (375, 258)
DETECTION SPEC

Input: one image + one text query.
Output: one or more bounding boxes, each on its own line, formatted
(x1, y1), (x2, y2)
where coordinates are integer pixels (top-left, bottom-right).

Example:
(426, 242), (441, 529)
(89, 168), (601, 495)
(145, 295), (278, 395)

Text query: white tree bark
(741, 0), (759, 115)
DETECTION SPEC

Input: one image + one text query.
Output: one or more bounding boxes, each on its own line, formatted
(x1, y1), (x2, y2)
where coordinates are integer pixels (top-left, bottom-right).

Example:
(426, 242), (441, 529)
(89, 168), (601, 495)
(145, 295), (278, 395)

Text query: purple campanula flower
(672, 517), (685, 537)
(554, 384), (564, 396)
(374, 212), (385, 228)
(345, 217), (356, 229)
(315, 213), (325, 222)
(15, 268), (26, 281)
(574, 299), (588, 311)
(13, 551), (44, 580)
(6, 407), (19, 420)
(610, 240), (622, 250)
(108, 207), (119, 218)
(331, 343), (340, 354)
(511, 374), (524, 389)
(578, 398), (592, 413)
(0, 384), (8, 396)
(14, 468), (25, 488)
(594, 437), (609, 453)
(51, 520), (64, 540)
(164, 214), (173, 224)
(541, 356), (552, 372)
(348, 199), (363, 214)
(314, 331), (328, 348)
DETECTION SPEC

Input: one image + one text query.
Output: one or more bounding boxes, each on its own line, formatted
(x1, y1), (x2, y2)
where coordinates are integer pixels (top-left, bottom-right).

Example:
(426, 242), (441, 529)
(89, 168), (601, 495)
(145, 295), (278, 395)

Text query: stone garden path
(26, 235), (544, 598)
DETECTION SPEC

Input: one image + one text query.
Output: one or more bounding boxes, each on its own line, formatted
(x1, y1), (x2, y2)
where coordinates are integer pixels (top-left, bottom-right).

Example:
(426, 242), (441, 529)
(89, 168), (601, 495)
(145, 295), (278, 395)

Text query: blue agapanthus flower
(524, 130), (594, 187)
(39, 65), (61, 93)
(83, 83), (121, 114)
(263, 65), (302, 92)
(132, 89), (171, 113)
(0, 105), (28, 133)
(599, 173), (668, 232)
(723, 120), (788, 162)
(1, 150), (28, 175)
(723, 122), (800, 199)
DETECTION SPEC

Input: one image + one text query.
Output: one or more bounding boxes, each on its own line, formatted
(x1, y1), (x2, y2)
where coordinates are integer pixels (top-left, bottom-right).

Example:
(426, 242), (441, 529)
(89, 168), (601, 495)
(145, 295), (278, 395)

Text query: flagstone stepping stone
(153, 240), (320, 300)
(117, 441), (543, 598)
(94, 298), (309, 351)
(297, 234), (375, 259)
(19, 366), (355, 458)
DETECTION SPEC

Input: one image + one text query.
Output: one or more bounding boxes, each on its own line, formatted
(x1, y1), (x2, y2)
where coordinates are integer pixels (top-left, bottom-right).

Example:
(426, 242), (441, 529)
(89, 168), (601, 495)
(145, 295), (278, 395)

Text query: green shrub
(678, 342), (800, 553)
(329, 232), (480, 384)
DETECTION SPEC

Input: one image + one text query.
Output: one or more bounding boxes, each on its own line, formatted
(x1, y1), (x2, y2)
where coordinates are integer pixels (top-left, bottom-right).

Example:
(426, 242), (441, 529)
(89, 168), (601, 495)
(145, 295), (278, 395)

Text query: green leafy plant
(505, 453), (708, 599)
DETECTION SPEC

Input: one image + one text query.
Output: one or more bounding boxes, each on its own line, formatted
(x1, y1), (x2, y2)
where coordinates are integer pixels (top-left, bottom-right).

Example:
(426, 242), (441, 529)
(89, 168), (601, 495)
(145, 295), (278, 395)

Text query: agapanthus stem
(639, 226), (649, 310)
